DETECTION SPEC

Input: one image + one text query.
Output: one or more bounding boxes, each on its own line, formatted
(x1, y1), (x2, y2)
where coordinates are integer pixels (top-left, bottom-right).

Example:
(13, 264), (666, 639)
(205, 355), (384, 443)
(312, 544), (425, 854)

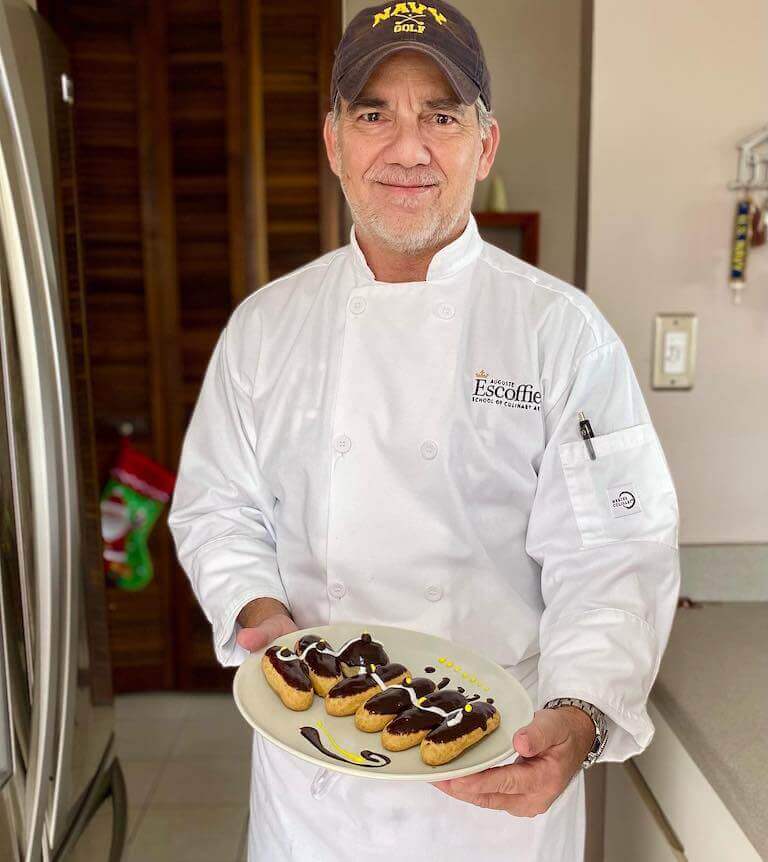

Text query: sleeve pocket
(558, 423), (679, 550)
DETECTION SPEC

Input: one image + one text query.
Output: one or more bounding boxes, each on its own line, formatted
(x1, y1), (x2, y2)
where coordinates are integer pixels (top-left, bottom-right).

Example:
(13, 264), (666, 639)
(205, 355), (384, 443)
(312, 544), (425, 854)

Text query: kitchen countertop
(650, 601), (767, 859)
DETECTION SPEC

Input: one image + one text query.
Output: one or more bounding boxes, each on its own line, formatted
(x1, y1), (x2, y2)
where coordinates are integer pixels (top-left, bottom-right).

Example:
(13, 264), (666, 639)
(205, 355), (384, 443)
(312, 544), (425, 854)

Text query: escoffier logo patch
(471, 369), (542, 412)
(606, 483), (643, 518)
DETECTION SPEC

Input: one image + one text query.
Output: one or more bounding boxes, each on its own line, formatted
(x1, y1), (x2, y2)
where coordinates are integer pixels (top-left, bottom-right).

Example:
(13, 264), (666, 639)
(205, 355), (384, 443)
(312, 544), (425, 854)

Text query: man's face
(324, 49), (498, 255)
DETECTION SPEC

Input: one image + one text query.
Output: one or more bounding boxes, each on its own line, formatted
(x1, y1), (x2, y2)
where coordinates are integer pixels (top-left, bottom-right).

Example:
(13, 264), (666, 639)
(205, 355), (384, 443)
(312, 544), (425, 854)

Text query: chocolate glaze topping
(327, 663), (407, 699)
(337, 632), (389, 671)
(425, 701), (498, 745)
(436, 677), (451, 690)
(386, 690), (468, 735)
(295, 635), (341, 679)
(364, 678), (436, 715)
(265, 645), (312, 692)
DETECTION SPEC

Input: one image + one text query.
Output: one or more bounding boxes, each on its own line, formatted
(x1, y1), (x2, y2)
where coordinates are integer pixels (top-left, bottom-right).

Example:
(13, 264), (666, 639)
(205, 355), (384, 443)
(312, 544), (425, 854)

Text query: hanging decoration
(100, 433), (176, 591)
(727, 125), (768, 304)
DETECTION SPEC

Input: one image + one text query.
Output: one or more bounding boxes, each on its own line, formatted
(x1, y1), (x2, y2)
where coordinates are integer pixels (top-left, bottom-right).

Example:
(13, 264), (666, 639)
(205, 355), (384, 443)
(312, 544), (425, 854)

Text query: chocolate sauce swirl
(299, 727), (391, 768)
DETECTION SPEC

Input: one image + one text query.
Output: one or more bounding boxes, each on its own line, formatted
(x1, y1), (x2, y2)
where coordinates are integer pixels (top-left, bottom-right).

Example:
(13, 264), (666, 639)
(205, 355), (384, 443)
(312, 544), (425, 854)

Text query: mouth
(376, 182), (437, 196)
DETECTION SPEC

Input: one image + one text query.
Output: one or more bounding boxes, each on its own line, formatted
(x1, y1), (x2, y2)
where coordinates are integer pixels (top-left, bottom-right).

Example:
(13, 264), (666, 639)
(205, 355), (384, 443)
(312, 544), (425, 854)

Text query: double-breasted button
(434, 302), (455, 320)
(328, 581), (346, 599)
(420, 439), (439, 460)
(333, 434), (352, 454)
(349, 296), (367, 315)
(424, 584), (443, 602)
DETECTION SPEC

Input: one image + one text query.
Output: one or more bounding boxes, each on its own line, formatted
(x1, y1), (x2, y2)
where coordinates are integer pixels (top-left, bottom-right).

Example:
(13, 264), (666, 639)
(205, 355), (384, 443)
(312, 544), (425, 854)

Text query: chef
(167, 2), (681, 860)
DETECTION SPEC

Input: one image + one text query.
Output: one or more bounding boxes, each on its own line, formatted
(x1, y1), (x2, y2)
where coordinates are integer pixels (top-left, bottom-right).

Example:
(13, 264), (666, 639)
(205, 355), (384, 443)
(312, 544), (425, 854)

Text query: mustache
(366, 169), (442, 186)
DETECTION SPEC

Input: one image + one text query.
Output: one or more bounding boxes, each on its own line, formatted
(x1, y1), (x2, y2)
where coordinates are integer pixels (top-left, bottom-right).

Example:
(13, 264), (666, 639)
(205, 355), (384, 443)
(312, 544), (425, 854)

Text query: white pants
(246, 729), (586, 861)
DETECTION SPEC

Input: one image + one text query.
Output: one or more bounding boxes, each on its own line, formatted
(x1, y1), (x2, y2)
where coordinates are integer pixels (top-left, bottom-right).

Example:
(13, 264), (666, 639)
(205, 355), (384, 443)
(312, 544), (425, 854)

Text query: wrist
(558, 705), (597, 752)
(236, 597), (290, 628)
(542, 697), (608, 768)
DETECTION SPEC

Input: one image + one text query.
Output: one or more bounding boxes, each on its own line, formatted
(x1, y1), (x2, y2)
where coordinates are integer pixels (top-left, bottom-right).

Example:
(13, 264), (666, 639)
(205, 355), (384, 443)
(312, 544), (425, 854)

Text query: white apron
(167, 212), (681, 862)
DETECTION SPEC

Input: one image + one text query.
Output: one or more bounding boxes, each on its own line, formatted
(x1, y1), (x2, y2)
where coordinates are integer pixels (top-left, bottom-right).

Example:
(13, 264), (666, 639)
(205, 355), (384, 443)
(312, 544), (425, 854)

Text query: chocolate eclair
(325, 662), (409, 716)
(294, 635), (344, 696)
(336, 632), (389, 677)
(381, 690), (468, 751)
(262, 645), (314, 711)
(421, 701), (501, 766)
(355, 676), (437, 732)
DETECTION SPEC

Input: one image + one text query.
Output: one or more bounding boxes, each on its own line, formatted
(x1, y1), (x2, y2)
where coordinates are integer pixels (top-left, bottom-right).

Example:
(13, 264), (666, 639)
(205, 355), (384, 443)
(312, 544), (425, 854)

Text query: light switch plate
(653, 314), (697, 389)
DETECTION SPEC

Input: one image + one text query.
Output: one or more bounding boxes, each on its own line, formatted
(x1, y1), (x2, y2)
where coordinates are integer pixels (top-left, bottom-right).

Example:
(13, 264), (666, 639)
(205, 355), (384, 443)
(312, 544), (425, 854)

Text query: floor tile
(125, 804), (246, 862)
(115, 716), (185, 762)
(169, 713), (253, 760)
(115, 692), (192, 724)
(120, 759), (164, 811)
(151, 757), (251, 807)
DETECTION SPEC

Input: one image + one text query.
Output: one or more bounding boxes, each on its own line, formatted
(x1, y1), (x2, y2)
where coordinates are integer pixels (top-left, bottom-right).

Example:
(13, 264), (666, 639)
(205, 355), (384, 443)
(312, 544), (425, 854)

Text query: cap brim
(337, 42), (480, 108)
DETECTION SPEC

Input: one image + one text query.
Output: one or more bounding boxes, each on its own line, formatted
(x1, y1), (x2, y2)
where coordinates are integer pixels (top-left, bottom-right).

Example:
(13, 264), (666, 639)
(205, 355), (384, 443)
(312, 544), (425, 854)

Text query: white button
(424, 584), (443, 602)
(333, 434), (352, 454)
(435, 302), (455, 320)
(420, 439), (439, 460)
(349, 296), (367, 315)
(329, 581), (346, 599)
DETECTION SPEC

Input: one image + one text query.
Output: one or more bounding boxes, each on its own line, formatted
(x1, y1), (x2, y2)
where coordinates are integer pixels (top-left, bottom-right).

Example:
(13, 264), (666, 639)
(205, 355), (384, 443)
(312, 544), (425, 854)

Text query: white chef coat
(167, 211), (681, 862)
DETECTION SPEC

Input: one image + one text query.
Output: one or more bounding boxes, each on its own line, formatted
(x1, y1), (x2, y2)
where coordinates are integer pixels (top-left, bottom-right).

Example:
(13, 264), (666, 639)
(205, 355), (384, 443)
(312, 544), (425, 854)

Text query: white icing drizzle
(275, 634), (385, 674)
(297, 634), (386, 666)
(368, 671), (466, 727)
(274, 638), (474, 732)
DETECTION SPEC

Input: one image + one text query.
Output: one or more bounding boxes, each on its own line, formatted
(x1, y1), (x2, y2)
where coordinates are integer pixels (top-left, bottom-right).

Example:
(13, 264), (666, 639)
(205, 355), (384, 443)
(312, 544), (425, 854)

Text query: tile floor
(115, 691), (252, 862)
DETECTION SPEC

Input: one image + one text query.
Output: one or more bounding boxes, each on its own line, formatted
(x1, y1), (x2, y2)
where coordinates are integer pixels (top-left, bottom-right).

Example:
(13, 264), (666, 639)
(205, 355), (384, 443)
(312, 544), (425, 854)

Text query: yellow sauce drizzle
(315, 720), (367, 764)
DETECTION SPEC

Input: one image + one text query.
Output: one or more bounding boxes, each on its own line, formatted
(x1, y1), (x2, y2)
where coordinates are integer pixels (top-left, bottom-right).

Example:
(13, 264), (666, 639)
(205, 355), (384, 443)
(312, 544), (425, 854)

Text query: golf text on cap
(372, 4), (448, 33)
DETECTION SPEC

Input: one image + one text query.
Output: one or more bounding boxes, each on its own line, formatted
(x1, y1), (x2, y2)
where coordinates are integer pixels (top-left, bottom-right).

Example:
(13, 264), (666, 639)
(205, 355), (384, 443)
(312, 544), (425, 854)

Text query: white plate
(233, 621), (534, 781)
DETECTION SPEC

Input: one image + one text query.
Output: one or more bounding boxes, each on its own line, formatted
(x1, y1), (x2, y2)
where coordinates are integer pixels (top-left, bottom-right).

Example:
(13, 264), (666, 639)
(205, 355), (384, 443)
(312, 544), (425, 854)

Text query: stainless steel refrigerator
(0, 0), (126, 859)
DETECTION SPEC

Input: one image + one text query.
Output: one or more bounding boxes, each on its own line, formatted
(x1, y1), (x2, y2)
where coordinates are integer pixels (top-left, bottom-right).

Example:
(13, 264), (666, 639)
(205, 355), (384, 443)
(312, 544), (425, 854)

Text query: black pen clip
(578, 411), (596, 460)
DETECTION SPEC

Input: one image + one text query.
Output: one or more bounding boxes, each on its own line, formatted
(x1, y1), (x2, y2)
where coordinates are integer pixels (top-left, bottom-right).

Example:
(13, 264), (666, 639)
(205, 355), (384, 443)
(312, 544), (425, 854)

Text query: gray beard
(335, 140), (476, 256)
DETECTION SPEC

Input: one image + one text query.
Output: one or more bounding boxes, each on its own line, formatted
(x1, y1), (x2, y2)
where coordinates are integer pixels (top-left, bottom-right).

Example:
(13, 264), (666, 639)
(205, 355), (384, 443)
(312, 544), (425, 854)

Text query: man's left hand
(430, 706), (596, 818)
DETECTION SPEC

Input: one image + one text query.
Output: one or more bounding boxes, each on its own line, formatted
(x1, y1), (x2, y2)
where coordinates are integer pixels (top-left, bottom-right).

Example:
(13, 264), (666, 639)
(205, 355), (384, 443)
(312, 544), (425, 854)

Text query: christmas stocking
(100, 436), (176, 591)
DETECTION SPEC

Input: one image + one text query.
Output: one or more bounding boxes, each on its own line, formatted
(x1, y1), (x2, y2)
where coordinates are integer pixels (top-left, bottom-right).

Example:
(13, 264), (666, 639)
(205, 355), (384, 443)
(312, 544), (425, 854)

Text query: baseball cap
(330, 2), (491, 112)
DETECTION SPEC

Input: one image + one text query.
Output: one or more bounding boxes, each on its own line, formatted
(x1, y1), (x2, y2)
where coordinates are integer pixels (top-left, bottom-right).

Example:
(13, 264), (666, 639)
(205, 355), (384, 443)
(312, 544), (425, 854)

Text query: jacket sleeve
(167, 323), (290, 667)
(526, 338), (681, 762)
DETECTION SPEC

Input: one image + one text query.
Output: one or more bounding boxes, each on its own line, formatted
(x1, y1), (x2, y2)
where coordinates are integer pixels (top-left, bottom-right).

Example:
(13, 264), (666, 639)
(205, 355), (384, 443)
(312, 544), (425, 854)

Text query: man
(167, 3), (681, 860)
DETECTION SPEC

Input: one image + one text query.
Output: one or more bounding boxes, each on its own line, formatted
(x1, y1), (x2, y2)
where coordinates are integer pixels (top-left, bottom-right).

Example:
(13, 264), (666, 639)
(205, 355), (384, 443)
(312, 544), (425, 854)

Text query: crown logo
(474, 369), (488, 379)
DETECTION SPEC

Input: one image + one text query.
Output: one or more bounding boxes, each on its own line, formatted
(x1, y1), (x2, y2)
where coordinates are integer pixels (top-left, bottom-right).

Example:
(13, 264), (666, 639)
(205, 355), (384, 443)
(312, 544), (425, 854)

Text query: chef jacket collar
(349, 211), (483, 285)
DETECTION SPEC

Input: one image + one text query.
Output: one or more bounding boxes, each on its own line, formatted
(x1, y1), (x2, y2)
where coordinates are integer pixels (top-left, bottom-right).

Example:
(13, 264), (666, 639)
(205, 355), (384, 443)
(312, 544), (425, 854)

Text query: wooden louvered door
(38, 0), (343, 691)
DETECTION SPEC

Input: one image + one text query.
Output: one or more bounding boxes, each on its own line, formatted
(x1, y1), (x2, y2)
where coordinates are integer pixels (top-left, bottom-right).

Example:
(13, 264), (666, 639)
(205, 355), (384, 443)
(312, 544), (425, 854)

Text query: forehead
(359, 48), (459, 99)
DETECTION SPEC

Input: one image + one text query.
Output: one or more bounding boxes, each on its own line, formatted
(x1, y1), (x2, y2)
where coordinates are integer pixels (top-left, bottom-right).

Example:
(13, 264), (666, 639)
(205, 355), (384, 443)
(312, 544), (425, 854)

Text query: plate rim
(232, 620), (533, 781)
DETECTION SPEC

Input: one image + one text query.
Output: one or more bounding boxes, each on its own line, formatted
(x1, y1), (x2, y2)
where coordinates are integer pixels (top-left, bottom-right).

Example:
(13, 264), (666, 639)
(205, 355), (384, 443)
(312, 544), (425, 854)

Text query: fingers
(433, 760), (540, 798)
(236, 613), (298, 652)
(432, 781), (554, 818)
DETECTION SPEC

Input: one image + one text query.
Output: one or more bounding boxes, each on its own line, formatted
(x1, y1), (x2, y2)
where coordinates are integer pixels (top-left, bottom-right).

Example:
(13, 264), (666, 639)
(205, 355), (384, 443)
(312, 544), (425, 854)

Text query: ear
(323, 112), (340, 178)
(475, 119), (501, 183)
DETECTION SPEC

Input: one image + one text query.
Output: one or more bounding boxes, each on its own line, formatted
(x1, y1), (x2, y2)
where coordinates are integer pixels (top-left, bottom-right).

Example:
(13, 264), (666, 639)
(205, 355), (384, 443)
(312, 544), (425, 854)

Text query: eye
(434, 113), (457, 125)
(359, 111), (381, 122)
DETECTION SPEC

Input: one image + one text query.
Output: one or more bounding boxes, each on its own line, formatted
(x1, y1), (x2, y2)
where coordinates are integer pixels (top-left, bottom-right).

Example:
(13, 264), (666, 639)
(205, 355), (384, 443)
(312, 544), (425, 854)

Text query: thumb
(513, 710), (553, 758)
(236, 613), (298, 653)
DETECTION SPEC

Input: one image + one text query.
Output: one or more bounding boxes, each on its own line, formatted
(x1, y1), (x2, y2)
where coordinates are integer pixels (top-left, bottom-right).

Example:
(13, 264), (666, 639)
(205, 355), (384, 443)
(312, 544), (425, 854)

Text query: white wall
(341, 0), (583, 282)
(587, 0), (768, 543)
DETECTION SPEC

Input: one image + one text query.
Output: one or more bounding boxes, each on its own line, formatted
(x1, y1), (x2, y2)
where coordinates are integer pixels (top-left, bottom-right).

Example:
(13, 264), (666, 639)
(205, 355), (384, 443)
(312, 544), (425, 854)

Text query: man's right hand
(235, 597), (299, 652)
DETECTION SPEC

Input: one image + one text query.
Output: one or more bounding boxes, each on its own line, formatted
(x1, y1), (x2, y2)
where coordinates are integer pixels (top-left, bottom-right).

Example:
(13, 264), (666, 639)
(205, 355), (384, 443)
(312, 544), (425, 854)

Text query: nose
(381, 115), (431, 170)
